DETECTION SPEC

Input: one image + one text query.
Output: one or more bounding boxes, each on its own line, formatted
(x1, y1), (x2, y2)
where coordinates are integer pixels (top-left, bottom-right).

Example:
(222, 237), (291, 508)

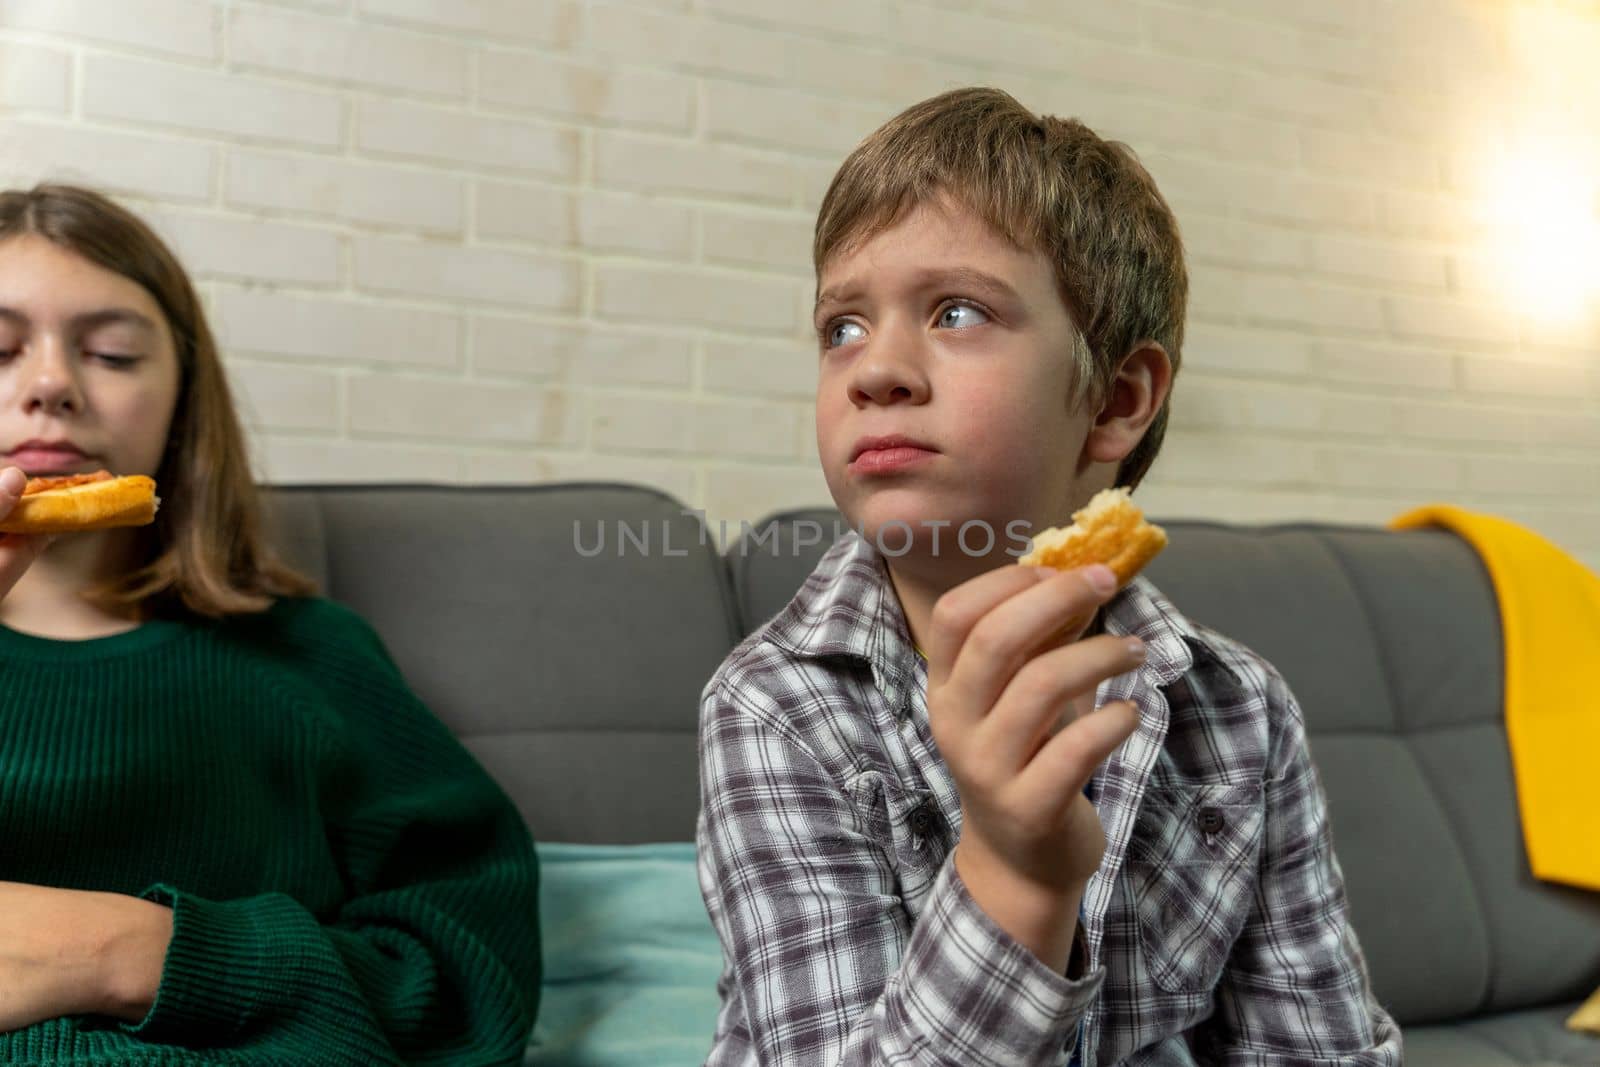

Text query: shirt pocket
(1122, 782), (1265, 994)
(849, 773), (948, 865)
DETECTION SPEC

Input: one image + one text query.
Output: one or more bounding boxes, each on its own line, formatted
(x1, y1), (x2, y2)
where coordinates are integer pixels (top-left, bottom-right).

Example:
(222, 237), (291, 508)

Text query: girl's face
(0, 235), (181, 481)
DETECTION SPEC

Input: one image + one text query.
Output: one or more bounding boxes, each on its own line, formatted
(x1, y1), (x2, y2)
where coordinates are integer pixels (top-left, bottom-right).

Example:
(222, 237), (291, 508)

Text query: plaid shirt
(696, 532), (1403, 1066)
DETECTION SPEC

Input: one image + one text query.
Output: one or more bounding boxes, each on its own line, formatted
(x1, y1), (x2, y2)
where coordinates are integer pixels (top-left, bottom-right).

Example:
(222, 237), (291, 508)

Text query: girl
(0, 184), (540, 1065)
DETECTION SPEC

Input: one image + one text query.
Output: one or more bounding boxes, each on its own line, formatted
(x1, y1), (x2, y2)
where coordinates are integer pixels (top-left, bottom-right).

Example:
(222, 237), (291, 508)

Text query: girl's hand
(0, 881), (174, 1032)
(0, 466), (50, 600)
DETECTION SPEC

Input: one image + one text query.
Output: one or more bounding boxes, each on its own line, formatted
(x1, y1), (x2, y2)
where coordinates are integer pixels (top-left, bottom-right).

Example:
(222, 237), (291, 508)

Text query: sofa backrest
(265, 485), (1600, 1028)
(1133, 520), (1600, 1025)
(732, 509), (1600, 1027)
(266, 484), (740, 846)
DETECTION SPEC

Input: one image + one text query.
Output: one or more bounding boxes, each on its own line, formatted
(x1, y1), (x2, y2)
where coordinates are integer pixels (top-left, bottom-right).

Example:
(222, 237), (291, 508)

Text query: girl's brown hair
(814, 87), (1187, 489)
(0, 184), (315, 617)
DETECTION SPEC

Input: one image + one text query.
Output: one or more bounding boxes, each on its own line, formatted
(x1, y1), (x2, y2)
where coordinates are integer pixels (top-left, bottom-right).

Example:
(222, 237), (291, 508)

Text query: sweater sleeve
(120, 605), (541, 1066)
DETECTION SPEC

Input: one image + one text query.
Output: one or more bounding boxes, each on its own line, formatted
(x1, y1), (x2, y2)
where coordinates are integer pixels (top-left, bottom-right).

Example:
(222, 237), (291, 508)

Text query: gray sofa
(266, 482), (1600, 1065)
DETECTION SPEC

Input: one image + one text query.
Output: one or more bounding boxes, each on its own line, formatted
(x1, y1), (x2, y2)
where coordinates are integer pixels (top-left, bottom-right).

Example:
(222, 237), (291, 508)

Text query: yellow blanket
(1390, 505), (1600, 892)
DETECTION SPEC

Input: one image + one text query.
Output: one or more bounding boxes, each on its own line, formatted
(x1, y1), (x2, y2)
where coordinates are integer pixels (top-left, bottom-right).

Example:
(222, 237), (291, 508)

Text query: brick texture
(0, 0), (1592, 557)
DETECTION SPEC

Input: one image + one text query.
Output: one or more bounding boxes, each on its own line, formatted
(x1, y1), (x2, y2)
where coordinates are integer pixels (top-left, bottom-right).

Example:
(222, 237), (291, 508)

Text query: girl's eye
(88, 352), (139, 369)
(936, 303), (989, 329)
(826, 321), (866, 349)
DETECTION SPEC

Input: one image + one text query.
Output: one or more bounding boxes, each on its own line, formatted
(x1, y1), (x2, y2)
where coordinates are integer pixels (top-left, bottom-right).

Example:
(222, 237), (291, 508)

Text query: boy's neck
(884, 550), (1109, 665)
(883, 549), (1012, 658)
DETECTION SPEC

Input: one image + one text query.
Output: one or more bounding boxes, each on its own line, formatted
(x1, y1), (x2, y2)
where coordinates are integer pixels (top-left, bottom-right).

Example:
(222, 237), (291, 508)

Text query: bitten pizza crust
(1017, 487), (1167, 587)
(0, 470), (159, 535)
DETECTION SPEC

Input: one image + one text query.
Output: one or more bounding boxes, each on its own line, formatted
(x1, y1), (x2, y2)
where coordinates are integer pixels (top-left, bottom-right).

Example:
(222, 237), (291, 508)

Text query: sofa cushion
(526, 842), (719, 1066)
(1405, 1003), (1600, 1065)
(727, 508), (846, 635)
(727, 513), (1600, 1028)
(1149, 524), (1600, 1022)
(265, 484), (739, 844)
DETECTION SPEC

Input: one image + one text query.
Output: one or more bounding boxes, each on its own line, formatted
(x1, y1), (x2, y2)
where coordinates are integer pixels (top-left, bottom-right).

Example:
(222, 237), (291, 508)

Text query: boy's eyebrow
(814, 267), (1023, 315)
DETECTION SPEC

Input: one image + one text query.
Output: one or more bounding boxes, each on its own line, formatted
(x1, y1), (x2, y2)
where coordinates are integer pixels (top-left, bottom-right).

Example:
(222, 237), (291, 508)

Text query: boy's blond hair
(814, 87), (1186, 489)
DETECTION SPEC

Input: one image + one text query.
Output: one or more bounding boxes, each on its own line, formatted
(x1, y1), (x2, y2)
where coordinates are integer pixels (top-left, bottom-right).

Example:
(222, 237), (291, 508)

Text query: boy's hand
(924, 562), (1145, 970)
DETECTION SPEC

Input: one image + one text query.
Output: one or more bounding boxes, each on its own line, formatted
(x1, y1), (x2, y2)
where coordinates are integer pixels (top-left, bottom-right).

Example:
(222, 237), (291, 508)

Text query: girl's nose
(19, 344), (85, 417)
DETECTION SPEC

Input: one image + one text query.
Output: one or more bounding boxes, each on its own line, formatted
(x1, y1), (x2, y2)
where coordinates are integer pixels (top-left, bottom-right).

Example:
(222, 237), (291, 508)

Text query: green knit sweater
(0, 596), (541, 1066)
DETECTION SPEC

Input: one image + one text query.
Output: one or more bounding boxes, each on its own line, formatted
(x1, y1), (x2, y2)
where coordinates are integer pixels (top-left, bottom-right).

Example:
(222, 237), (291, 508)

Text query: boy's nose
(847, 337), (931, 408)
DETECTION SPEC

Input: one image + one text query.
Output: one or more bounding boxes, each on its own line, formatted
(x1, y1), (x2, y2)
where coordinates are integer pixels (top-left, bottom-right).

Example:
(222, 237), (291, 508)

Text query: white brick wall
(226, 148), (466, 234)
(0, 0), (218, 60)
(0, 0), (1595, 565)
(229, 6), (472, 99)
(0, 41), (70, 113)
(83, 55), (342, 147)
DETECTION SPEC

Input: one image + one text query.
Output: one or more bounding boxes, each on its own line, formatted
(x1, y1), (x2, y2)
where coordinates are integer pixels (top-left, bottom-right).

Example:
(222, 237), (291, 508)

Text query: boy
(696, 88), (1402, 1065)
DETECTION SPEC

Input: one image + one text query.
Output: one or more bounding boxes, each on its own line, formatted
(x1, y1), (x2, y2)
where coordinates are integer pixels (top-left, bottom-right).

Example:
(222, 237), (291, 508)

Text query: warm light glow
(1477, 4), (1600, 324)
(1483, 149), (1600, 322)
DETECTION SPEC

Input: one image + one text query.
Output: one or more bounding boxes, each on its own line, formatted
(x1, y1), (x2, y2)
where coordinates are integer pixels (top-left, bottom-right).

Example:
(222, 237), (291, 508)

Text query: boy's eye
(936, 303), (989, 329)
(826, 321), (866, 348)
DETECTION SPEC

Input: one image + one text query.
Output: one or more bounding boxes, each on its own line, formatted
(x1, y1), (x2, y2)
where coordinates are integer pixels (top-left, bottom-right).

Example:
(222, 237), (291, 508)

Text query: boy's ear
(1083, 342), (1174, 465)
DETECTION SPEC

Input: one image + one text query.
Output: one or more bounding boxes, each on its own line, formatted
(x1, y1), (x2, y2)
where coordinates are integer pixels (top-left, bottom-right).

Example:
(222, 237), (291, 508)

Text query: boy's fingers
(923, 564), (1046, 687)
(1013, 700), (1141, 819)
(1038, 605), (1101, 651)
(980, 635), (1146, 770)
(937, 565), (1120, 721)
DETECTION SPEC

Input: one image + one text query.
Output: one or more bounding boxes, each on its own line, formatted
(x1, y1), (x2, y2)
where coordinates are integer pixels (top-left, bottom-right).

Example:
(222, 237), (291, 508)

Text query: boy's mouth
(849, 434), (939, 475)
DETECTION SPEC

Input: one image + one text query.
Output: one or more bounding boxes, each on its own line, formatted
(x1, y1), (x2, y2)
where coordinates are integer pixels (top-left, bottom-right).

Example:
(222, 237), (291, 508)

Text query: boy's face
(813, 197), (1097, 559)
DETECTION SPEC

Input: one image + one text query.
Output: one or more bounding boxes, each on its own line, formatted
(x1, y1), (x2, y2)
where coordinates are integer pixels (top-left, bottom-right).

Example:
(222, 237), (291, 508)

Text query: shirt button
(908, 804), (938, 838)
(1197, 806), (1226, 835)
